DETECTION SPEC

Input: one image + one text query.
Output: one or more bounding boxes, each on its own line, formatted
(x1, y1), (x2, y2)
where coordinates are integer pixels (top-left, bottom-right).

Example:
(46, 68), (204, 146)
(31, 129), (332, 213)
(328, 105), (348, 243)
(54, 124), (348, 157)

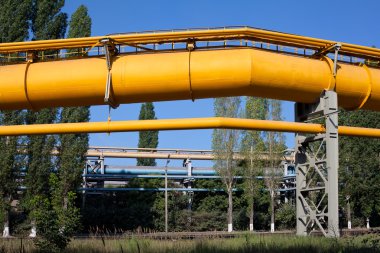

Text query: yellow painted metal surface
(1, 27), (380, 60)
(0, 117), (379, 139)
(0, 48), (379, 110)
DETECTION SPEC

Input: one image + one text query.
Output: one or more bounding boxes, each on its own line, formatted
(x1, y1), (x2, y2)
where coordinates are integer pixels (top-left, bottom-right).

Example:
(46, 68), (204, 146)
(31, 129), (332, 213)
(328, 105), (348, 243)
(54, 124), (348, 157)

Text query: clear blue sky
(62, 0), (380, 167)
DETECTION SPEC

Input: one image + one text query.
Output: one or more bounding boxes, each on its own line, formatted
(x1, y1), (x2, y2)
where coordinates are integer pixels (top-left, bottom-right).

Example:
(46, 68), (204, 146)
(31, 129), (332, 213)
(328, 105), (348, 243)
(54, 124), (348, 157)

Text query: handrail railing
(1, 26), (379, 61)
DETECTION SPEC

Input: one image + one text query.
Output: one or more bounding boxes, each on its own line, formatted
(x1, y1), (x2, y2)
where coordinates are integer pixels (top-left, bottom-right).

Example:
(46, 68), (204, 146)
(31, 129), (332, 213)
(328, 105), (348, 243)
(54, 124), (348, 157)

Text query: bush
(275, 203), (296, 230)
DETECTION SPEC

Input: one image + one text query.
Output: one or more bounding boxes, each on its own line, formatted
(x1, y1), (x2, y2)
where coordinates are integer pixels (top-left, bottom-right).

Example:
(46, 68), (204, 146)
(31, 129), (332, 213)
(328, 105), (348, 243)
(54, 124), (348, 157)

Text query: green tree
(241, 97), (268, 231)
(212, 97), (241, 232)
(24, 109), (57, 235)
(58, 4), (91, 209)
(130, 102), (160, 230)
(30, 0), (67, 40)
(137, 102), (159, 166)
(0, 0), (31, 237)
(0, 0), (31, 43)
(241, 98), (285, 232)
(66, 4), (91, 57)
(339, 110), (380, 228)
(31, 174), (80, 253)
(24, 0), (67, 240)
(264, 99), (286, 232)
(0, 111), (24, 237)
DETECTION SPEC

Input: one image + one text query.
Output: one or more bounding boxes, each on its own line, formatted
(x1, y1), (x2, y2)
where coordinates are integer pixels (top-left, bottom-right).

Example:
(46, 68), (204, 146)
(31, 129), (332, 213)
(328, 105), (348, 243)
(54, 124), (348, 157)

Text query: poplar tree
(0, 112), (24, 237)
(0, 0), (31, 237)
(241, 97), (268, 231)
(24, 0), (67, 240)
(264, 99), (285, 232)
(30, 0), (67, 40)
(137, 102), (159, 166)
(58, 4), (91, 209)
(0, 0), (30, 44)
(131, 102), (159, 229)
(212, 97), (241, 232)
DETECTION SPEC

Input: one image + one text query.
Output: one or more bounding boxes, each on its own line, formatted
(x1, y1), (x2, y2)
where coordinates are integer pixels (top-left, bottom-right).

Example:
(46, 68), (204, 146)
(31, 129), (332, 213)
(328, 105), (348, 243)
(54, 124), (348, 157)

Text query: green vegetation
(23, 1), (69, 251)
(58, 1), (91, 224)
(137, 102), (159, 166)
(30, 0), (67, 41)
(212, 97), (242, 231)
(0, 235), (380, 253)
(0, 0), (32, 237)
(1, 2), (89, 251)
(241, 97), (267, 231)
(1, 1), (380, 253)
(339, 110), (380, 227)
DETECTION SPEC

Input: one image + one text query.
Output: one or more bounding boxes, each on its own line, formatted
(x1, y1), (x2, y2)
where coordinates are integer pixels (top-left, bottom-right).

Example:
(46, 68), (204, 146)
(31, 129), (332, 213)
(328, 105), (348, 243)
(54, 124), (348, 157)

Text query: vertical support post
(295, 90), (340, 237)
(164, 157), (170, 234)
(346, 196), (351, 229)
(324, 91), (339, 237)
(296, 135), (307, 236)
(165, 167), (168, 234)
(100, 156), (105, 174)
(82, 165), (87, 210)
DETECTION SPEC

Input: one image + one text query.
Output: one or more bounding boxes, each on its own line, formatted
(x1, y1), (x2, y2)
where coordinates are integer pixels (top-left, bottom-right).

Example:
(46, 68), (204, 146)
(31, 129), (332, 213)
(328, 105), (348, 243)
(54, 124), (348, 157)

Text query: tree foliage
(0, 0), (31, 43)
(212, 97), (241, 231)
(67, 5), (91, 38)
(30, 0), (67, 40)
(31, 174), (80, 252)
(58, 4), (91, 206)
(137, 102), (159, 166)
(339, 110), (380, 227)
(0, 0), (31, 236)
(264, 100), (286, 232)
(0, 111), (24, 234)
(241, 97), (268, 230)
(241, 98), (285, 231)
(24, 0), (67, 203)
(66, 5), (91, 57)
(22, 1), (69, 249)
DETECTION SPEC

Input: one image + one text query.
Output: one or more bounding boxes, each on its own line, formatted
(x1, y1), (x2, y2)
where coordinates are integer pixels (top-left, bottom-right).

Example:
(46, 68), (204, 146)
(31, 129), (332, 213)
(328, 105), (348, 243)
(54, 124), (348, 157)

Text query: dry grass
(0, 234), (379, 253)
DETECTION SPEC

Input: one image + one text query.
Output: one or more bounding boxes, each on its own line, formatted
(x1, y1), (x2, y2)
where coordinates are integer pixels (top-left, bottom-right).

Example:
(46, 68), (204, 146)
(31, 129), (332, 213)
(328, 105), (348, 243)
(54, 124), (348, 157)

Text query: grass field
(1, 234), (380, 253)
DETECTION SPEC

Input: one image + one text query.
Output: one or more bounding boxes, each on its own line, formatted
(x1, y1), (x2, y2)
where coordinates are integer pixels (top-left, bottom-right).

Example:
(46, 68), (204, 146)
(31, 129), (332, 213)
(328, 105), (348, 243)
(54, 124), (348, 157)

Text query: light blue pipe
(79, 187), (295, 192)
(84, 174), (243, 180)
(85, 167), (296, 178)
(78, 187), (239, 192)
(87, 167), (216, 176)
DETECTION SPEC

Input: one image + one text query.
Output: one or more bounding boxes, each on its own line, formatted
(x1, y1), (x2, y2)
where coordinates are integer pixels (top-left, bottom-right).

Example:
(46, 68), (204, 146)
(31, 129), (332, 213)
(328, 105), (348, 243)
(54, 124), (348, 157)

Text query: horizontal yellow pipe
(1, 47), (380, 111)
(1, 27), (380, 59)
(0, 117), (379, 138)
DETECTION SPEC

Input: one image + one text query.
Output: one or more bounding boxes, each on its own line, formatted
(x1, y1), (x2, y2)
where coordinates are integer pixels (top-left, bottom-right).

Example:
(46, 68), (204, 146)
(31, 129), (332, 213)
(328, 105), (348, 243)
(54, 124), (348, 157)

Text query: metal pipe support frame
(295, 90), (339, 237)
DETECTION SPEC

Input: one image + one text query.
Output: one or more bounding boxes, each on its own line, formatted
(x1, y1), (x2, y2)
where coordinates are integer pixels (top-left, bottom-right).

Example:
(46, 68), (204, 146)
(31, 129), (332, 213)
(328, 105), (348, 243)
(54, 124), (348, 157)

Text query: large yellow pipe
(1, 48), (380, 111)
(0, 117), (378, 138)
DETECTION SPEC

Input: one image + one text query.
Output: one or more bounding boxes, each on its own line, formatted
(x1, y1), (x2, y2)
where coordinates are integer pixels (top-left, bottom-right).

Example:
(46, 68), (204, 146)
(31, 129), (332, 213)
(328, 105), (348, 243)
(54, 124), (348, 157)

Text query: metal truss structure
(295, 90), (339, 237)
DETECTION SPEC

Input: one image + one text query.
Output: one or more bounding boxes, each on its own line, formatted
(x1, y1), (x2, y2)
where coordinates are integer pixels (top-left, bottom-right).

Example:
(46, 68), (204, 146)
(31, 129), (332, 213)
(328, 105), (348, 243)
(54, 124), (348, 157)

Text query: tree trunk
(228, 188), (233, 232)
(29, 220), (37, 238)
(346, 198), (351, 229)
(270, 190), (275, 233)
(2, 210), (9, 238)
(249, 201), (254, 231)
(63, 195), (68, 210)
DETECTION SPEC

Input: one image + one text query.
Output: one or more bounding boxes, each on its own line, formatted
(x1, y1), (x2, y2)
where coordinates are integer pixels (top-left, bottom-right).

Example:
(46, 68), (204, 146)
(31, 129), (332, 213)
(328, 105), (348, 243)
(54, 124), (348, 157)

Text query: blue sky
(62, 0), (380, 166)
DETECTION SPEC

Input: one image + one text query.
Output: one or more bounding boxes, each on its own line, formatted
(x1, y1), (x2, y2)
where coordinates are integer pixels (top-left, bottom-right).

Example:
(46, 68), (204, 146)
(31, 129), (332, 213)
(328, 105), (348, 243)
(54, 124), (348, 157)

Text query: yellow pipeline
(1, 47), (380, 111)
(0, 117), (379, 138)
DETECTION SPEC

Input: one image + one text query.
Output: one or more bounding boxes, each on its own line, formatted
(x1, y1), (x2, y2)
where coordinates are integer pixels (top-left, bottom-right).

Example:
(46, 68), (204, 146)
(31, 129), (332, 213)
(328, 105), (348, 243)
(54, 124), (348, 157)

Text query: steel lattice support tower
(295, 90), (339, 237)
